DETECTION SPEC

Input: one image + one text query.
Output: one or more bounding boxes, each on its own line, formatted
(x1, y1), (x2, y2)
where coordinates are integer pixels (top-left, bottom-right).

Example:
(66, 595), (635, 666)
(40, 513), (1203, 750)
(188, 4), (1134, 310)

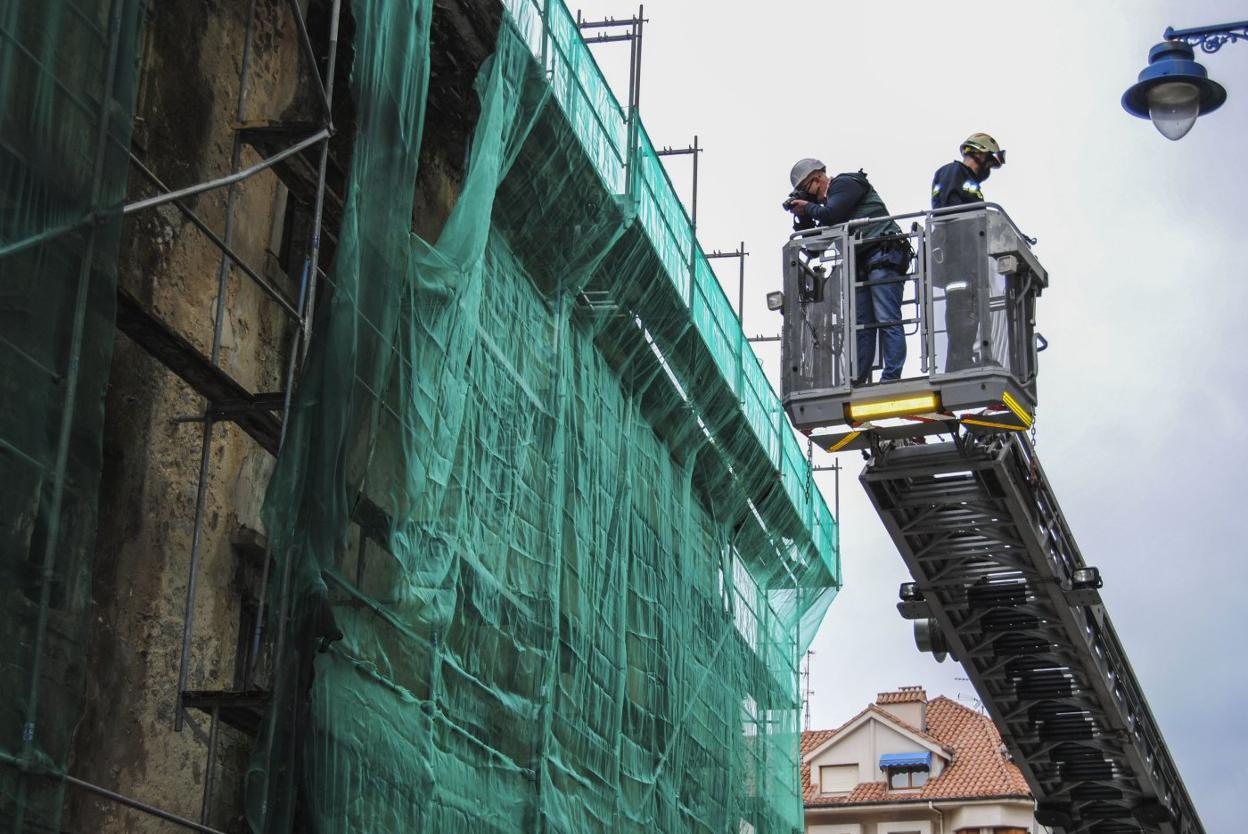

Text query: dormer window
(887, 766), (929, 789)
(880, 752), (932, 790)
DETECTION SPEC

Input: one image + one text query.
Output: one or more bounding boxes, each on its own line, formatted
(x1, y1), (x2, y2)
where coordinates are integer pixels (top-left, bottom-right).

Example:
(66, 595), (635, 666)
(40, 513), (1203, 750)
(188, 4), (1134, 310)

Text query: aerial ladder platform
(774, 206), (1204, 833)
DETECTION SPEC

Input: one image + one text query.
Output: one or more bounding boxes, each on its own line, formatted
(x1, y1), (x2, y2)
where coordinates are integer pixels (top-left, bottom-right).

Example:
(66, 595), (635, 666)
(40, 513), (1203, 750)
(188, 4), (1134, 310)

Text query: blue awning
(880, 751), (932, 769)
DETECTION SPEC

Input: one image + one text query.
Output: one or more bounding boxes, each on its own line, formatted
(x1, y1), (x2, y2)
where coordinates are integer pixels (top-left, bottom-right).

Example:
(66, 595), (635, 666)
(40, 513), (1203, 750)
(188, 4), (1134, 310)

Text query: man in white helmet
(929, 133), (1006, 371)
(785, 158), (908, 384)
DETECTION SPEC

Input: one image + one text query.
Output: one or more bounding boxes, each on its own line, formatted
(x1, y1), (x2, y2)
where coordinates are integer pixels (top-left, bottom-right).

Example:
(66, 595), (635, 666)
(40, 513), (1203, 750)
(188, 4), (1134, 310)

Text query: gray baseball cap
(790, 157), (825, 188)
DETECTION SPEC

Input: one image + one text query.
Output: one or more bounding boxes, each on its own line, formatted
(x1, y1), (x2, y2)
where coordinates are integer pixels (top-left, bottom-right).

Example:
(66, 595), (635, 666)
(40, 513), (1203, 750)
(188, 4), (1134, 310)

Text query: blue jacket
(931, 161), (984, 209)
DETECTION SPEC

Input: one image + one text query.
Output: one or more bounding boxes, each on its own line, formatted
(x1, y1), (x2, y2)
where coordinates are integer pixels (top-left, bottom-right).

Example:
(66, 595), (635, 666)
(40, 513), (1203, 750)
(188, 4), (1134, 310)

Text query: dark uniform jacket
(794, 170), (905, 273)
(929, 161), (986, 290)
(795, 170), (900, 240)
(930, 161), (984, 209)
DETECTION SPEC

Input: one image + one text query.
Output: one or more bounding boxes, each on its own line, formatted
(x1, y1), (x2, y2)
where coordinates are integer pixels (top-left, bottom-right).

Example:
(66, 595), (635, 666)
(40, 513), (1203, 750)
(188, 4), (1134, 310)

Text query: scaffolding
(2, 0), (344, 829)
(1, 0), (840, 831)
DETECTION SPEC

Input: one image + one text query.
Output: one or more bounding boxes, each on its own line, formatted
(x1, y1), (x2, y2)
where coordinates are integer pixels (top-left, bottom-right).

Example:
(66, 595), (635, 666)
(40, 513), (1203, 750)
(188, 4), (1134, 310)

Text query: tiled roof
(802, 695), (1031, 807)
(800, 728), (836, 758)
(876, 685), (926, 705)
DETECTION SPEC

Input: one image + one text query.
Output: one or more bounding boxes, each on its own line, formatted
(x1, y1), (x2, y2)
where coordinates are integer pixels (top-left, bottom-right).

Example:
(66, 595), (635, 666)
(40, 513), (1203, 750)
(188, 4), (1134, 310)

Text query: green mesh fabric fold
(249, 1), (838, 832)
(0, 0), (144, 829)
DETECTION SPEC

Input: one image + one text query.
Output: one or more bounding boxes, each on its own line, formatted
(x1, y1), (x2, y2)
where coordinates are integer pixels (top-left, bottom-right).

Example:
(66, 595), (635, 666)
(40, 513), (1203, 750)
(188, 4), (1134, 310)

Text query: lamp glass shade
(1147, 81), (1200, 140)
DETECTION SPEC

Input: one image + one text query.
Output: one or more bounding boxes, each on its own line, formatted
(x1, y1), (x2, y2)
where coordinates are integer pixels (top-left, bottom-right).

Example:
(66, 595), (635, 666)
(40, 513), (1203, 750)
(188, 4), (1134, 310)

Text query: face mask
(976, 155), (992, 182)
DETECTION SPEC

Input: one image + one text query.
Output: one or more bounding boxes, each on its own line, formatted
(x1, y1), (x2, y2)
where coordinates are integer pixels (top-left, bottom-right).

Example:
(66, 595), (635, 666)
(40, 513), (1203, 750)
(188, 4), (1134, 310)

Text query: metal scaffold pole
(577, 5), (647, 198)
(170, 0), (258, 754)
(259, 0), (344, 805)
(171, 13), (261, 827)
(706, 245), (749, 322)
(655, 134), (701, 228)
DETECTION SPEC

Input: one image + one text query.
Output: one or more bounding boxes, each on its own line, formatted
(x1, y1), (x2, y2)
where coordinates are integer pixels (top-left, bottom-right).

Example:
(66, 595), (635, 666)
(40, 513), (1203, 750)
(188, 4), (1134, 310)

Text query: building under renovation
(0, 0), (839, 832)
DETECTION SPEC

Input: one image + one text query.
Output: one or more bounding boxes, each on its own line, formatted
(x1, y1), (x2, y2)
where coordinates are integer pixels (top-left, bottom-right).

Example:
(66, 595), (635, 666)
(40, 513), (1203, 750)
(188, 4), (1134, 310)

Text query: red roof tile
(802, 695), (1031, 807)
(800, 728), (836, 758)
(876, 685), (926, 705)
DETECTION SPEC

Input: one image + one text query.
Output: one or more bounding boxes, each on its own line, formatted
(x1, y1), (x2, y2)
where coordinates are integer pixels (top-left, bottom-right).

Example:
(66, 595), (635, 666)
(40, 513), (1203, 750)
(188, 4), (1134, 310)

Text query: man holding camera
(929, 132), (1006, 371)
(785, 159), (908, 384)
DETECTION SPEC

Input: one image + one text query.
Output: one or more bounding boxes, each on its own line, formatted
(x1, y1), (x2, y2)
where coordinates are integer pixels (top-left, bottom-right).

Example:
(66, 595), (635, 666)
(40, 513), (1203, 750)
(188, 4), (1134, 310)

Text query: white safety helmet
(789, 157), (826, 189)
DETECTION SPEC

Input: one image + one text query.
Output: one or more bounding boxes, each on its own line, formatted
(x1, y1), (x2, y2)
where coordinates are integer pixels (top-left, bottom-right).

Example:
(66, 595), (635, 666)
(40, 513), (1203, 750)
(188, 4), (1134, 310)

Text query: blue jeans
(856, 264), (906, 383)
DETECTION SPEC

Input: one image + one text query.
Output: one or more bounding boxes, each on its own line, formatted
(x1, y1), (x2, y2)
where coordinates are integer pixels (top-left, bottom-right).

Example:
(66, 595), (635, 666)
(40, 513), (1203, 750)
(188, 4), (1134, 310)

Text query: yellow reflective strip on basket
(961, 416), (1027, 431)
(826, 431), (861, 452)
(1001, 391), (1034, 428)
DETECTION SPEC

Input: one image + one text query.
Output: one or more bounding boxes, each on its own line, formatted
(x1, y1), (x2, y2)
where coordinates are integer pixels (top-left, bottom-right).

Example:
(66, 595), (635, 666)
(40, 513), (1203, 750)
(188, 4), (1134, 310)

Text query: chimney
(874, 685), (927, 731)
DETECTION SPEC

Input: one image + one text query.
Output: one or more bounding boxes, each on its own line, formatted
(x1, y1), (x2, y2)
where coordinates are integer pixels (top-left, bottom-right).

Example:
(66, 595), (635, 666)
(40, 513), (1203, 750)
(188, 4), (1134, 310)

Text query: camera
(782, 188), (812, 211)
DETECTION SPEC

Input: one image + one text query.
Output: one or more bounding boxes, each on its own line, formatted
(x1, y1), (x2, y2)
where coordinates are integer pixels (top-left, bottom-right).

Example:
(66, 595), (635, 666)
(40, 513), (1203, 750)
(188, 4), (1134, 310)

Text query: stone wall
(60, 0), (494, 830)
(66, 1), (312, 830)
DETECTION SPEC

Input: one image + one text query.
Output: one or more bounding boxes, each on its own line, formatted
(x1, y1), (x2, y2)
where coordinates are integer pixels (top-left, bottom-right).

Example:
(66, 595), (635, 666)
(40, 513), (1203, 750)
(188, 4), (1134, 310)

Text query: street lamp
(1122, 21), (1247, 140)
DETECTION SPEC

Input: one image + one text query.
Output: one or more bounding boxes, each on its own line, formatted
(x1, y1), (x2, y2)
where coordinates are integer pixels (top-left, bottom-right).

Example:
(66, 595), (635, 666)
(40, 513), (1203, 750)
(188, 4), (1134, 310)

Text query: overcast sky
(568, 0), (1247, 829)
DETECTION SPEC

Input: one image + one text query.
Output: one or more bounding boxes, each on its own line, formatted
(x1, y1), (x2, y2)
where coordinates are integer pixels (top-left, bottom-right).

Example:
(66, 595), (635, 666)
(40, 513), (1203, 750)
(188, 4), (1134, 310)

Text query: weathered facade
(9, 2), (495, 830)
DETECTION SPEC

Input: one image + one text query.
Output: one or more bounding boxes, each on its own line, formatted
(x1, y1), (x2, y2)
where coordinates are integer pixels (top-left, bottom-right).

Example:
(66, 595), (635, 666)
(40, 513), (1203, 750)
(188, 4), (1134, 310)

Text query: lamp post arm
(1164, 20), (1248, 54)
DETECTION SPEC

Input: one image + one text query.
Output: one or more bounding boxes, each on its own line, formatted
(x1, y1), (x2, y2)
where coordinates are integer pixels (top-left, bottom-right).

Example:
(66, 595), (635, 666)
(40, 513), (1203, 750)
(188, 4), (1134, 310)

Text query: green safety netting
(249, 1), (838, 833)
(0, 0), (144, 830)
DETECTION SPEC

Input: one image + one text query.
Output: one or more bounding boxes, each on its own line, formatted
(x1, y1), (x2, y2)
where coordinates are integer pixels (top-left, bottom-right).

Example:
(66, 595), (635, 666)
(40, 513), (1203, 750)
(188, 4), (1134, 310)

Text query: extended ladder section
(861, 434), (1203, 834)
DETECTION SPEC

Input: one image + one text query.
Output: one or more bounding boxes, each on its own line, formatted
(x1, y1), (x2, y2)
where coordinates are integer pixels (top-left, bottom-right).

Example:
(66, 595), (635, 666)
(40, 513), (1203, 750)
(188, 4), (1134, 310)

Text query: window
(887, 765), (929, 789)
(879, 751), (932, 791)
(818, 763), (857, 794)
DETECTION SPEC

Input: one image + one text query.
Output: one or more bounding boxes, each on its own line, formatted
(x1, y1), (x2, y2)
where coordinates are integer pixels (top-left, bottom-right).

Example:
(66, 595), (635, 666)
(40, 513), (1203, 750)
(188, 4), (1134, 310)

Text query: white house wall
(810, 717), (946, 792)
(806, 804), (1036, 834)
(946, 801), (1035, 831)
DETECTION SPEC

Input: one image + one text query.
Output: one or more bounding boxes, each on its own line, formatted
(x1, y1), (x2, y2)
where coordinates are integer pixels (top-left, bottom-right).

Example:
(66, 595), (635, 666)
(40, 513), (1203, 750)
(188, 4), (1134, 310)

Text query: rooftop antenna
(954, 676), (985, 713)
(801, 649), (816, 730)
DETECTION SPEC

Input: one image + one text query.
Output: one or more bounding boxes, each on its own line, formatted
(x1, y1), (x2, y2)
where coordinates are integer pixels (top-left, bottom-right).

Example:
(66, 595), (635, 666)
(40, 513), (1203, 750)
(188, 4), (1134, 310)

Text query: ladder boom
(861, 434), (1203, 834)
